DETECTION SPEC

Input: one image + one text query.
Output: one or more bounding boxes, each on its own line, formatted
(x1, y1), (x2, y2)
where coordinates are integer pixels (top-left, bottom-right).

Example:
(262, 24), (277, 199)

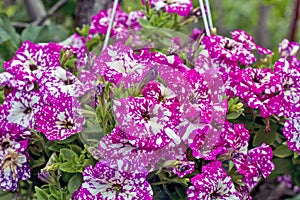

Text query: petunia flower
(39, 67), (89, 104)
(4, 41), (61, 83)
(278, 38), (300, 58)
(75, 161), (153, 200)
(187, 161), (239, 200)
(202, 34), (256, 66)
(145, 0), (193, 16)
(189, 125), (225, 160)
(35, 95), (85, 140)
(274, 58), (300, 118)
(229, 67), (283, 118)
(93, 43), (153, 87)
(283, 118), (300, 153)
(0, 90), (42, 128)
(113, 96), (180, 150)
(230, 30), (273, 55)
(232, 143), (275, 189)
(89, 5), (144, 41)
(0, 123), (30, 191)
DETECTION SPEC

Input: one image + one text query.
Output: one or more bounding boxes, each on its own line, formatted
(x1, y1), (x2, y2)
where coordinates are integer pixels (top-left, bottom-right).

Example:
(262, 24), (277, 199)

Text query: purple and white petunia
(232, 143), (274, 189)
(229, 67), (283, 118)
(113, 96), (180, 150)
(283, 118), (300, 153)
(75, 161), (153, 200)
(93, 43), (153, 87)
(39, 67), (89, 103)
(0, 90), (42, 128)
(187, 161), (239, 200)
(145, 0), (193, 16)
(230, 30), (273, 55)
(89, 5), (144, 41)
(202, 34), (256, 66)
(35, 95), (85, 140)
(0, 123), (30, 191)
(274, 58), (300, 118)
(4, 41), (61, 83)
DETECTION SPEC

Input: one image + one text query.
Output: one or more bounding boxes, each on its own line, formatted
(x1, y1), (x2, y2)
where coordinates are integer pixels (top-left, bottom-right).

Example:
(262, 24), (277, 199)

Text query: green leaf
(56, 134), (77, 144)
(67, 173), (83, 193)
(0, 190), (13, 200)
(0, 27), (11, 44)
(272, 158), (293, 175)
(59, 162), (77, 173)
(60, 148), (78, 161)
(49, 185), (61, 199)
(0, 14), (20, 47)
(273, 144), (293, 158)
(68, 144), (82, 156)
(227, 111), (243, 120)
(21, 25), (43, 42)
(47, 143), (65, 152)
(138, 18), (152, 28)
(252, 127), (276, 147)
(30, 156), (46, 168)
(34, 186), (50, 200)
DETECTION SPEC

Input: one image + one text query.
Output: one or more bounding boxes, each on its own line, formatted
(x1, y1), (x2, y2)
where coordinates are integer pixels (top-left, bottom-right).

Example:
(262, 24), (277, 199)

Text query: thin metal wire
(204, 0), (213, 29)
(199, 0), (210, 36)
(102, 0), (119, 52)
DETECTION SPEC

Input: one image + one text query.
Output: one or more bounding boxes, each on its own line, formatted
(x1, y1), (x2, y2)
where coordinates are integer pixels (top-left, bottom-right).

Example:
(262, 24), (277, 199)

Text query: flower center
(63, 78), (75, 85)
(142, 111), (150, 121)
(24, 107), (32, 114)
(1, 141), (10, 149)
(29, 64), (38, 71)
(2, 150), (20, 179)
(112, 183), (123, 193)
(63, 120), (74, 129)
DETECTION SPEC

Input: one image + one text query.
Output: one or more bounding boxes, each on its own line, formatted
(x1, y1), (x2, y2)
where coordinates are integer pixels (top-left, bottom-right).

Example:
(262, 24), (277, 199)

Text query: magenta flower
(98, 126), (156, 172)
(278, 39), (300, 58)
(187, 161), (239, 200)
(4, 41), (61, 83)
(35, 96), (85, 140)
(145, 0), (193, 16)
(75, 161), (153, 200)
(230, 30), (273, 55)
(278, 39), (300, 67)
(113, 96), (180, 150)
(189, 125), (224, 160)
(0, 124), (30, 191)
(0, 72), (33, 91)
(283, 118), (300, 153)
(1, 90), (42, 128)
(232, 143), (274, 189)
(229, 67), (283, 118)
(39, 67), (89, 103)
(202, 34), (256, 66)
(274, 58), (300, 118)
(93, 43), (152, 87)
(221, 122), (250, 155)
(89, 5), (144, 40)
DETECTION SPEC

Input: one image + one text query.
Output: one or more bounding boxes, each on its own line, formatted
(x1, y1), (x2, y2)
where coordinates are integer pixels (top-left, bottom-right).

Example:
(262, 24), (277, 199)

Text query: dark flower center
(224, 41), (234, 51)
(1, 141), (10, 149)
(210, 191), (220, 198)
(29, 64), (38, 71)
(158, 95), (165, 102)
(142, 111), (150, 121)
(112, 184), (123, 193)
(24, 107), (32, 114)
(63, 78), (75, 85)
(63, 121), (74, 129)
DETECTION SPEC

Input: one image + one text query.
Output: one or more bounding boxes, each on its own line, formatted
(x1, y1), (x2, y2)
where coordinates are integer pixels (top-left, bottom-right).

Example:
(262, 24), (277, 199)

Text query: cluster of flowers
(0, 0), (299, 199)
